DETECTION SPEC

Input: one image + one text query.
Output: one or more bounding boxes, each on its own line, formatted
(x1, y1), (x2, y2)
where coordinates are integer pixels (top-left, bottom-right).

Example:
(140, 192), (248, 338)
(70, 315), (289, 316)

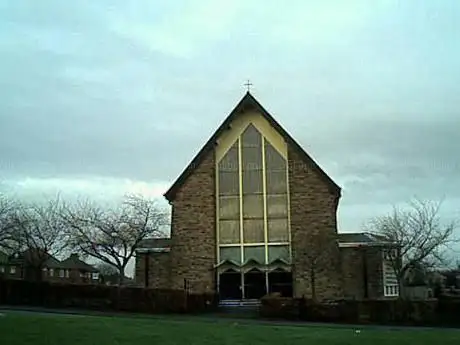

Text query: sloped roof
(164, 91), (341, 202)
(337, 232), (391, 244)
(8, 249), (65, 268)
(60, 254), (98, 272)
(337, 233), (376, 243)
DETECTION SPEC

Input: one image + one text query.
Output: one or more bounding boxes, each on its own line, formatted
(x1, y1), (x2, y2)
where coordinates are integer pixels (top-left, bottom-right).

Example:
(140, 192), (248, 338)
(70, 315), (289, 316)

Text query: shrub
(0, 279), (217, 314)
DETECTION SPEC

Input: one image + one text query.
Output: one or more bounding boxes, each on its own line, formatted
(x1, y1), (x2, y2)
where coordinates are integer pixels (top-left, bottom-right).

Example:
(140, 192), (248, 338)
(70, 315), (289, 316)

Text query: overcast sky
(1, 0), (460, 235)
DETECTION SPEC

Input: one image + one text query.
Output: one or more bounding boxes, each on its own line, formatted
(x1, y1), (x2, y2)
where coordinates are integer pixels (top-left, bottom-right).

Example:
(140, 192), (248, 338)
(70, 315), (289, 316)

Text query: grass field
(1, 312), (460, 345)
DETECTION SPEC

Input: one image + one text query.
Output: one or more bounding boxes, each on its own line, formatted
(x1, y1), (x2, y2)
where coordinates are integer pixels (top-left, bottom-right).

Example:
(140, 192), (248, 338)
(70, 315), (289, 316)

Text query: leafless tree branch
(62, 194), (169, 285)
(365, 197), (458, 296)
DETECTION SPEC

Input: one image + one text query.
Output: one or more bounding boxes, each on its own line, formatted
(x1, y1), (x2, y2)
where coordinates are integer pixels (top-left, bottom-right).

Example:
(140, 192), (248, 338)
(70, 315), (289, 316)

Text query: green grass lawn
(0, 312), (460, 345)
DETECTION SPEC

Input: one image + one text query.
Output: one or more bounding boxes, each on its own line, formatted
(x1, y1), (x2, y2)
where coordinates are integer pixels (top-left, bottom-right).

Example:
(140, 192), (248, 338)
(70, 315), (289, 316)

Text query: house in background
(0, 249), (100, 284)
(135, 92), (400, 301)
(0, 250), (8, 277)
(60, 253), (100, 284)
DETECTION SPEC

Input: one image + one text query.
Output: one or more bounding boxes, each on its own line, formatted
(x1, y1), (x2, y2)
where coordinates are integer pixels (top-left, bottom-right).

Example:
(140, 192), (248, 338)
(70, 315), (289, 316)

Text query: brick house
(59, 253), (100, 284)
(135, 92), (399, 300)
(0, 250), (99, 284)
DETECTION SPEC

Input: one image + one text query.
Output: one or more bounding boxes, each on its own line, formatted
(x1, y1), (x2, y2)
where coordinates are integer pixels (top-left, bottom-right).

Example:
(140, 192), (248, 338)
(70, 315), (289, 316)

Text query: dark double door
(218, 269), (266, 300)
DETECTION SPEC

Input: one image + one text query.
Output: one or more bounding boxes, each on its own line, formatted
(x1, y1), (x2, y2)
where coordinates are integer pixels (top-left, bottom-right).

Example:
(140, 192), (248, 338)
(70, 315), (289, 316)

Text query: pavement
(0, 304), (459, 332)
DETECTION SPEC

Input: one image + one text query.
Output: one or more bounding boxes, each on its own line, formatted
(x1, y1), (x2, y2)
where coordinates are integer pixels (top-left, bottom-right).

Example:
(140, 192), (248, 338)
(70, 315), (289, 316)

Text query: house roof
(60, 254), (98, 272)
(164, 91), (341, 202)
(8, 249), (65, 268)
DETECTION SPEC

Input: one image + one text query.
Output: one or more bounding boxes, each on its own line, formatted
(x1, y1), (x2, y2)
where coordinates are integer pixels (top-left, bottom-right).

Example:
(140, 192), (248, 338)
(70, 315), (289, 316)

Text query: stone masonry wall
(135, 252), (171, 289)
(341, 246), (384, 299)
(288, 147), (343, 300)
(168, 150), (217, 293)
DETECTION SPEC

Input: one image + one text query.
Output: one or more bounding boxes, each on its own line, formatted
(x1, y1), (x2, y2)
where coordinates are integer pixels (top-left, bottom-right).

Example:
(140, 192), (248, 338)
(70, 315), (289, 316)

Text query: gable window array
(216, 123), (291, 299)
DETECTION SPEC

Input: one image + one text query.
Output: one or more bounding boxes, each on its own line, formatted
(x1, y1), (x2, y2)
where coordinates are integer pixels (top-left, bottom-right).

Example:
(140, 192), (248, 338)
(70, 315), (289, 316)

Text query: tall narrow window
(218, 142), (240, 245)
(241, 125), (264, 246)
(265, 142), (288, 243)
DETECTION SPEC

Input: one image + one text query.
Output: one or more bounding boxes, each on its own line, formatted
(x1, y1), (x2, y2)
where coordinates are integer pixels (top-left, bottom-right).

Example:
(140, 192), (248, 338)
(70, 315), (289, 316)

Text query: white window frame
(59, 269), (65, 278)
(0, 266), (5, 273)
(92, 272), (99, 280)
(49, 268), (54, 277)
(382, 249), (399, 297)
(65, 269), (70, 278)
(10, 266), (16, 274)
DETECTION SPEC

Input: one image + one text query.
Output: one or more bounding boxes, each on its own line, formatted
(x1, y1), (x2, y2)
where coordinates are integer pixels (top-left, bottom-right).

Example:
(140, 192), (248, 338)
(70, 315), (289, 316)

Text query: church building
(135, 92), (399, 301)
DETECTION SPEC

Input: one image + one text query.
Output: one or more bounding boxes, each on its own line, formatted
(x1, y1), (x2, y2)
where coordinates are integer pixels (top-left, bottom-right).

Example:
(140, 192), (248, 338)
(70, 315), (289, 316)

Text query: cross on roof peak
(244, 79), (253, 92)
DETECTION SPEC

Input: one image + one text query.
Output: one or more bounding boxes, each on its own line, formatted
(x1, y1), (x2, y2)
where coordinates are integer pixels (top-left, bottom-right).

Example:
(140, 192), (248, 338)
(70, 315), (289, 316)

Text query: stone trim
(136, 248), (171, 253)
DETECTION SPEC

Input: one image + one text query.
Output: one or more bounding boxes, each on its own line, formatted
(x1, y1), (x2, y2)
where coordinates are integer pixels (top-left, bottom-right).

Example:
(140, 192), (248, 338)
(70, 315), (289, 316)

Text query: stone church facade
(135, 92), (399, 300)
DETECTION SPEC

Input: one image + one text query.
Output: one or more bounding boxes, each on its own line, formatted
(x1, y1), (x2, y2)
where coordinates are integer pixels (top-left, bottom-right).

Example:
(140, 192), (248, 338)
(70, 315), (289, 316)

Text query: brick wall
(135, 252), (171, 289)
(288, 148), (343, 300)
(168, 150), (217, 293)
(341, 246), (384, 299)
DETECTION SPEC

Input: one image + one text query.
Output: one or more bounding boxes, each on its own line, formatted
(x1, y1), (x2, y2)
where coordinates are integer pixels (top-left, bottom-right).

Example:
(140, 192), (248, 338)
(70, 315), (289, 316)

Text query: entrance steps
(217, 299), (260, 318)
(219, 299), (261, 307)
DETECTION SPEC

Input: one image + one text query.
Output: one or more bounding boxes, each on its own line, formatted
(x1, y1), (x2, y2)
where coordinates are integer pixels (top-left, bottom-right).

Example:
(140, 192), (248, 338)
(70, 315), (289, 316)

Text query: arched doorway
(268, 268), (293, 297)
(244, 268), (266, 299)
(219, 268), (242, 300)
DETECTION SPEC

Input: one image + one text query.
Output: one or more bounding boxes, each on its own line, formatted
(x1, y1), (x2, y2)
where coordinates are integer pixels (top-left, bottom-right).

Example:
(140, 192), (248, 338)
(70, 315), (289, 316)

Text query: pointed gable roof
(164, 92), (341, 202)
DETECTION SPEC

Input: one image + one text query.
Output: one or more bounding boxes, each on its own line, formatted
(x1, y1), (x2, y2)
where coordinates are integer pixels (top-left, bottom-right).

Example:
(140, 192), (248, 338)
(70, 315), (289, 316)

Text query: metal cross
(244, 79), (253, 92)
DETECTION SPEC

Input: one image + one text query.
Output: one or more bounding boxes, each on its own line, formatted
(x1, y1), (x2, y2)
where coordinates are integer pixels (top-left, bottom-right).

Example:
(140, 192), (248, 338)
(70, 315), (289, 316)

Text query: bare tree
(0, 193), (18, 252)
(302, 234), (332, 301)
(62, 194), (168, 285)
(11, 196), (68, 281)
(365, 198), (458, 297)
(96, 262), (119, 277)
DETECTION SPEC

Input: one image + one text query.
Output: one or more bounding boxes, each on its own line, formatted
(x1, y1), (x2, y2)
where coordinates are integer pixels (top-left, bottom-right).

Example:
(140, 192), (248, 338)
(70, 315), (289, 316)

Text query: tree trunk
(310, 267), (316, 301)
(118, 268), (124, 286)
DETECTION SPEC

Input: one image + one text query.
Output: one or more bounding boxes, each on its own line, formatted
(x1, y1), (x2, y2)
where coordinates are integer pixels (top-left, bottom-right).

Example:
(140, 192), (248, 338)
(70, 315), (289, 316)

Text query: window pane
(268, 218), (289, 242)
(265, 143), (286, 171)
(220, 246), (241, 264)
(241, 124), (262, 148)
(266, 170), (287, 194)
(268, 245), (290, 264)
(219, 171), (239, 195)
(219, 196), (239, 219)
(244, 246), (265, 264)
(243, 194), (263, 218)
(267, 194), (287, 217)
(218, 142), (238, 171)
(219, 220), (240, 244)
(243, 219), (264, 243)
(242, 147), (262, 170)
(242, 169), (263, 194)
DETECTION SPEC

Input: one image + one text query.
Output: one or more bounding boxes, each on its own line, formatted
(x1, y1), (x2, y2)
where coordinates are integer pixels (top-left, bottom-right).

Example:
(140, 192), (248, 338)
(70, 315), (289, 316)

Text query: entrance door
(219, 269), (242, 300)
(244, 268), (266, 299)
(268, 269), (293, 297)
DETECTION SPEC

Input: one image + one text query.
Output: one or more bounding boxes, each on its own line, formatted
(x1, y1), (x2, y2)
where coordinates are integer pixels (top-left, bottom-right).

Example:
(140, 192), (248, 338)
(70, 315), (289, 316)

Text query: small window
(65, 270), (70, 278)
(49, 269), (54, 277)
(80, 272), (85, 278)
(92, 273), (99, 280)
(10, 266), (16, 274)
(59, 269), (65, 278)
(0, 266), (4, 273)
